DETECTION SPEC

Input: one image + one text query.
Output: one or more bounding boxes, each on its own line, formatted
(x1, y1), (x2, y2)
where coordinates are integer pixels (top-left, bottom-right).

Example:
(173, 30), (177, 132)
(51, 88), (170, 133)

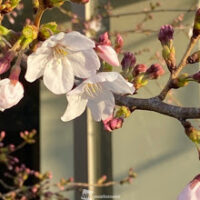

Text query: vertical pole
(72, 1), (113, 200)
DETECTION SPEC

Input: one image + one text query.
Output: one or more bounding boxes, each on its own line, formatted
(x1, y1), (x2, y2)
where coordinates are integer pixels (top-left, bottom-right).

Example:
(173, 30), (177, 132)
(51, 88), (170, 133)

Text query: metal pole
(72, 1), (113, 199)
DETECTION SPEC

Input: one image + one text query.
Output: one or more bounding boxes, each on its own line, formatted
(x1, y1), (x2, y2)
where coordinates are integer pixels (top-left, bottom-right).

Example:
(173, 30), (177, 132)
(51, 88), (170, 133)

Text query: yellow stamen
(84, 83), (102, 98)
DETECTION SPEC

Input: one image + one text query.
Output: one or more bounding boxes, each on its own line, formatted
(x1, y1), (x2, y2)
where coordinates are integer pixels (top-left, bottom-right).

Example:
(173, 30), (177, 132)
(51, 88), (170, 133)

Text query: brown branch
(115, 95), (200, 120)
(109, 9), (196, 18)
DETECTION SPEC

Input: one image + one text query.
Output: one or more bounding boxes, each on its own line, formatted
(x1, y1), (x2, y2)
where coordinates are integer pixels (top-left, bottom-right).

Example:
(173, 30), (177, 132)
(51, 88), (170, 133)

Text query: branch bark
(115, 95), (200, 120)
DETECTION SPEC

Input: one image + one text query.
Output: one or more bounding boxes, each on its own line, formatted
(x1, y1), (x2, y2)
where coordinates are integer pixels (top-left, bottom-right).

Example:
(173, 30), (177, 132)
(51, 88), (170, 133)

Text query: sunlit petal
(61, 95), (88, 121)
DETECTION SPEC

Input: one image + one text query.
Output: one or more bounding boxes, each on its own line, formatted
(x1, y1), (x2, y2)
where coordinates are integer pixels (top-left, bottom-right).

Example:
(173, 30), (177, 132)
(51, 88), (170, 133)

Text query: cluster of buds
(20, 130), (37, 144)
(14, 164), (33, 187)
(0, 0), (21, 13)
(170, 73), (189, 89)
(56, 177), (74, 190)
(96, 32), (120, 68)
(158, 24), (176, 72)
(121, 52), (164, 90)
(120, 168), (137, 185)
(133, 63), (164, 89)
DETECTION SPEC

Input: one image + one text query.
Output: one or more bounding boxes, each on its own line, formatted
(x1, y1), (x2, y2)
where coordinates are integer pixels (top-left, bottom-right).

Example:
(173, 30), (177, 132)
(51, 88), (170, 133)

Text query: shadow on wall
(110, 0), (147, 8)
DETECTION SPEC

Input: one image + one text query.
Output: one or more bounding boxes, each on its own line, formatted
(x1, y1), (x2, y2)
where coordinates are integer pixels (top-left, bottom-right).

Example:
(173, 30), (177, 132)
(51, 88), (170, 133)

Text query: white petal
(97, 45), (120, 66)
(68, 49), (100, 78)
(102, 72), (134, 94)
(87, 90), (115, 121)
(59, 31), (95, 51)
(42, 32), (65, 48)
(25, 52), (49, 82)
(177, 185), (193, 200)
(0, 79), (24, 111)
(61, 95), (88, 121)
(43, 58), (74, 94)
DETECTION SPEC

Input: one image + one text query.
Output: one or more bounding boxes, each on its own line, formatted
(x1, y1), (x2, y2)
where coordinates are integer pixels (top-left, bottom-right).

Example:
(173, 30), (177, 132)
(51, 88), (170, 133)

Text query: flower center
(53, 45), (68, 58)
(84, 83), (102, 98)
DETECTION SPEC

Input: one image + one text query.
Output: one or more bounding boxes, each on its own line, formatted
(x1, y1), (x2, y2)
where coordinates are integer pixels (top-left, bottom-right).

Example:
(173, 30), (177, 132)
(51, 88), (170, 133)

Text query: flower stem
(34, 7), (45, 29)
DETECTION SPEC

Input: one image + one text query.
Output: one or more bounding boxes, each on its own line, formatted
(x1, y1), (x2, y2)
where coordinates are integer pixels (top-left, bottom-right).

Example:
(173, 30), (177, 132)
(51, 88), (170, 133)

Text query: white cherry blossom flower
(61, 72), (134, 122)
(25, 31), (100, 94)
(0, 78), (24, 111)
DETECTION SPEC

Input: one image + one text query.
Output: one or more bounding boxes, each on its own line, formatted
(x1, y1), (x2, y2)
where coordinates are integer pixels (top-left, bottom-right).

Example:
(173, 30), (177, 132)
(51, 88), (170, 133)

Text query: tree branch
(115, 95), (200, 120)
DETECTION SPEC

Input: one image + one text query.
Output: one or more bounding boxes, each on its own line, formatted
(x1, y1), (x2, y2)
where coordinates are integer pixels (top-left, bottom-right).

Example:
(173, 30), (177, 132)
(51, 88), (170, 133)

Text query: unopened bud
(187, 50), (200, 64)
(184, 121), (200, 143)
(158, 24), (174, 45)
(133, 64), (147, 77)
(192, 8), (200, 38)
(171, 73), (189, 89)
(121, 52), (136, 71)
(103, 115), (124, 132)
(97, 175), (107, 184)
(115, 34), (124, 53)
(39, 22), (59, 41)
(98, 32), (111, 46)
(115, 106), (131, 118)
(145, 63), (164, 79)
(192, 71), (200, 83)
(133, 74), (148, 90)
(162, 45), (176, 71)
(22, 25), (38, 40)
(158, 25), (176, 71)
(110, 118), (123, 130)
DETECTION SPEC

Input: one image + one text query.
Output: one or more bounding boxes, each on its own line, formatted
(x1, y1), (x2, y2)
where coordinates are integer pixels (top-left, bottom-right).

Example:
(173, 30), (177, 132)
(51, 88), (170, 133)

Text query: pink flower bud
(96, 45), (120, 67)
(145, 64), (165, 79)
(133, 64), (147, 77)
(0, 51), (15, 75)
(110, 118), (123, 130)
(178, 174), (200, 200)
(115, 34), (124, 53)
(121, 52), (136, 70)
(103, 115), (124, 132)
(158, 25), (174, 45)
(98, 32), (111, 46)
(0, 131), (6, 140)
(192, 71), (200, 83)
(121, 52), (136, 71)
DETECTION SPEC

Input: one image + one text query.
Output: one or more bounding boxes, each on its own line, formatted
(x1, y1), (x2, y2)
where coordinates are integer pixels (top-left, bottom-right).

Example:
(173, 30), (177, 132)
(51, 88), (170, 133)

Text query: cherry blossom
(61, 72), (134, 122)
(25, 31), (100, 94)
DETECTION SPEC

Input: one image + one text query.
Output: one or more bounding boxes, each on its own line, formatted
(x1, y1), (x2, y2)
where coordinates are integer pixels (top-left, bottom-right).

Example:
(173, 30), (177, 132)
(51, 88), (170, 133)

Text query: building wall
(111, 0), (200, 200)
(40, 0), (200, 200)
